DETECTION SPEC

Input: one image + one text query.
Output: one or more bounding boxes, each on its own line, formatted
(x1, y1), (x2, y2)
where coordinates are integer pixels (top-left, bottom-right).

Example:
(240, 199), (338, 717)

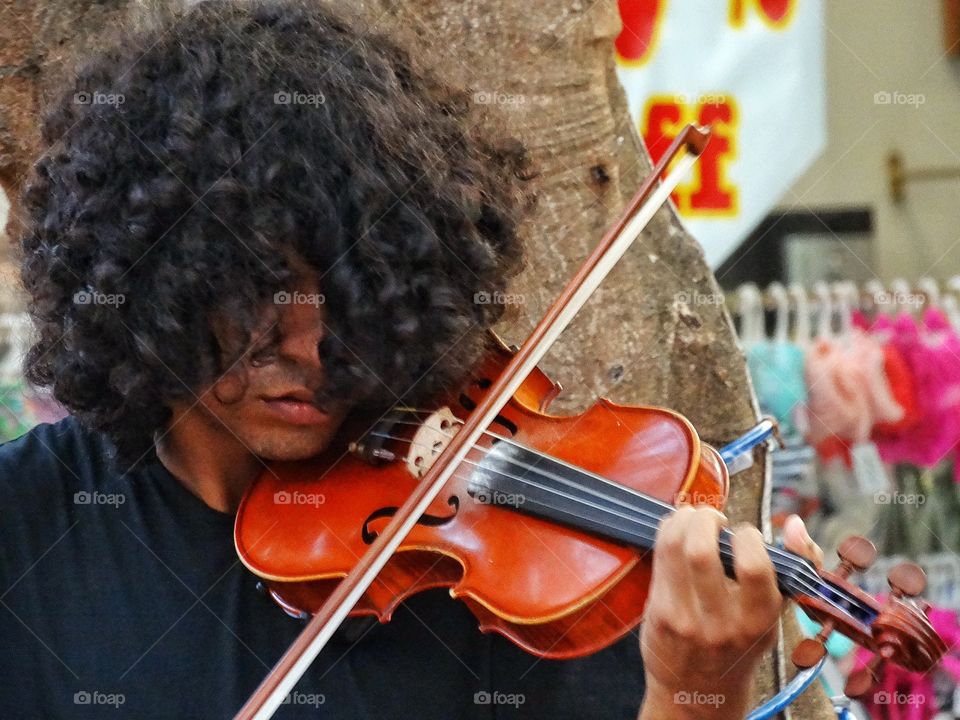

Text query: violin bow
(233, 123), (712, 720)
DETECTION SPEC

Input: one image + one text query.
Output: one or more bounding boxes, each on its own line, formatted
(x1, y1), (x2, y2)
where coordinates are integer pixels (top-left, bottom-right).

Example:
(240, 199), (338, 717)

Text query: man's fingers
(650, 505), (697, 609)
(730, 523), (782, 633)
(651, 504), (725, 613)
(681, 506), (731, 617)
(782, 514), (824, 568)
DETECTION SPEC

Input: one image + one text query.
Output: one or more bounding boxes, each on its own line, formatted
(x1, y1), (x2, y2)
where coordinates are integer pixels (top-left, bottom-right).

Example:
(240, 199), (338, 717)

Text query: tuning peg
(793, 536), (877, 670)
(840, 544), (916, 696)
(845, 632), (902, 698)
(836, 535), (877, 577)
(791, 638), (827, 668)
(845, 655), (883, 698)
(888, 563), (926, 599)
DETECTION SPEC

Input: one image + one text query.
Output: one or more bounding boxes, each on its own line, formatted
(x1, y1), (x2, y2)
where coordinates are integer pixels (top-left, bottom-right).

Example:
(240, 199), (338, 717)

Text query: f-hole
(362, 495), (460, 544)
(459, 382), (518, 438)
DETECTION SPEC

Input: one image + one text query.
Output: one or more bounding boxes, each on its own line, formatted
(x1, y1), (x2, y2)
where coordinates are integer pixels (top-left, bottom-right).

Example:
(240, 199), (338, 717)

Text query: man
(1, 1), (822, 717)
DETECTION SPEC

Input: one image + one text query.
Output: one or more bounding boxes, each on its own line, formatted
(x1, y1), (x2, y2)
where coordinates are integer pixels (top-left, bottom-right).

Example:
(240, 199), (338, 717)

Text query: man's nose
(276, 303), (325, 374)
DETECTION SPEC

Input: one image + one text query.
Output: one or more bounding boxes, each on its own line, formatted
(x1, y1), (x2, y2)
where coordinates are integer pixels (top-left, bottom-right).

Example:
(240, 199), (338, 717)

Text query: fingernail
(787, 514), (812, 540)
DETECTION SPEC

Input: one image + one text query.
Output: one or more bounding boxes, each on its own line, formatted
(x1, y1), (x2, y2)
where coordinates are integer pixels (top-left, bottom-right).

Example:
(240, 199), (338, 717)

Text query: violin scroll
(790, 535), (946, 697)
(844, 560), (945, 698)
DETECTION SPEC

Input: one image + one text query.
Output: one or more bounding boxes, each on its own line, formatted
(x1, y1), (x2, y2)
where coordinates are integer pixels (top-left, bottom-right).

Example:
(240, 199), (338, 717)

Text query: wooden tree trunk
(0, 1), (834, 717)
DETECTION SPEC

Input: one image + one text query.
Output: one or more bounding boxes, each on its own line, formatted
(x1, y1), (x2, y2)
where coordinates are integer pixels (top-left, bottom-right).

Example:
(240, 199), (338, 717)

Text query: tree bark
(0, 1), (834, 717)
(345, 3), (833, 717)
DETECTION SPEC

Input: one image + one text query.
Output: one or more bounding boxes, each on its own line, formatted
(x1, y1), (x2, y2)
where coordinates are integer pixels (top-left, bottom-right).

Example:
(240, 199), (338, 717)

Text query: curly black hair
(17, 0), (530, 464)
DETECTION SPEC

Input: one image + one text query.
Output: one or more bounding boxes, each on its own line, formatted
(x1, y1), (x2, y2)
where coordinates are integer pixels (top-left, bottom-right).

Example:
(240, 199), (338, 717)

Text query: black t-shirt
(0, 417), (645, 719)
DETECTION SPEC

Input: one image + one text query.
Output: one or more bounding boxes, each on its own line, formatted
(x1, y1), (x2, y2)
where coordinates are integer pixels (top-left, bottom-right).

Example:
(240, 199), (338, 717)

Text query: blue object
(745, 657), (827, 720)
(746, 341), (807, 435)
(725, 421), (828, 719)
(719, 418), (778, 465)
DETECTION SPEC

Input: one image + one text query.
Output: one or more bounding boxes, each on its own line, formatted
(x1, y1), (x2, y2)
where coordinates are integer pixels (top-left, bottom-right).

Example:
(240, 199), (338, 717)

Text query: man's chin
(250, 429), (336, 462)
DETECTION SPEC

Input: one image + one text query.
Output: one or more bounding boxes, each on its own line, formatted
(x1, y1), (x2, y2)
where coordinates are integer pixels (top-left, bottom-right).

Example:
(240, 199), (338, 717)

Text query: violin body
(235, 334), (728, 658)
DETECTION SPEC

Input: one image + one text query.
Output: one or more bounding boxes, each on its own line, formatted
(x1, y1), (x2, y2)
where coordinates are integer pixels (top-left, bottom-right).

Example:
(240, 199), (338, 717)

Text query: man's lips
(266, 388), (317, 403)
(262, 390), (328, 425)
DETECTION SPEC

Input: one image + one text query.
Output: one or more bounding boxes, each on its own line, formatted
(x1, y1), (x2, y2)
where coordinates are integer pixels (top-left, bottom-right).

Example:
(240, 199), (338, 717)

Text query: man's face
(193, 275), (349, 461)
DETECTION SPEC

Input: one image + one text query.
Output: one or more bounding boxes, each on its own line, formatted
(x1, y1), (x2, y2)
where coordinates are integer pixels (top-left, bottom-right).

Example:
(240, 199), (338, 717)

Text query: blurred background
(3, 2), (960, 716)
(618, 3), (960, 717)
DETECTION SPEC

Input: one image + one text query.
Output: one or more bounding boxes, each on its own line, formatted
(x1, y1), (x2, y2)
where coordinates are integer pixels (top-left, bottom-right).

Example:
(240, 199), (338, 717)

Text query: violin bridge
(406, 407), (462, 479)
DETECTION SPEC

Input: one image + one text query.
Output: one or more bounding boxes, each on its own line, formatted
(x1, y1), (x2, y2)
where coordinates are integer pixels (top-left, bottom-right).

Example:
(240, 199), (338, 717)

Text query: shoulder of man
(0, 417), (118, 576)
(0, 415), (114, 498)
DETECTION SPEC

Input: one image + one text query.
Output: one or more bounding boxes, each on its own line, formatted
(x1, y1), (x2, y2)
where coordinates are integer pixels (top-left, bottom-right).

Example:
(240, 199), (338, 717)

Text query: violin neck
(468, 442), (812, 599)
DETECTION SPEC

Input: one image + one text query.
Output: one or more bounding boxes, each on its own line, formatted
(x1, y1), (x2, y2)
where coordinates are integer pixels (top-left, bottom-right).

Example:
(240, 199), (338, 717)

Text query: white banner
(615, 0), (826, 268)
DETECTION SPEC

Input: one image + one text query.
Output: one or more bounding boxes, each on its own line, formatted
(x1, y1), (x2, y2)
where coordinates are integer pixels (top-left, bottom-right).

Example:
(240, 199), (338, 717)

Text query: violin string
(366, 429), (865, 618)
(376, 418), (837, 594)
(383, 411), (859, 605)
(372, 433), (858, 620)
(388, 410), (826, 574)
(459, 479), (853, 616)
(388, 415), (690, 515)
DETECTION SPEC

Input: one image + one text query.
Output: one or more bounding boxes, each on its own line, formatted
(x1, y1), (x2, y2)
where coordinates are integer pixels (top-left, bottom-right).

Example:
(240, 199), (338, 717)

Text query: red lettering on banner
(729, 0), (796, 30)
(690, 100), (738, 215)
(642, 94), (738, 217)
(615, 0), (667, 66)
(643, 98), (684, 166)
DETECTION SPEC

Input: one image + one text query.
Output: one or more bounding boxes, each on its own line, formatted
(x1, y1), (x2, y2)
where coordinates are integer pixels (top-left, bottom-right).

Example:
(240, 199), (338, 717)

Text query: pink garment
(803, 331), (903, 448)
(853, 648), (936, 720)
(875, 311), (960, 467)
(852, 309), (872, 331)
(930, 606), (960, 682)
(872, 313), (894, 342)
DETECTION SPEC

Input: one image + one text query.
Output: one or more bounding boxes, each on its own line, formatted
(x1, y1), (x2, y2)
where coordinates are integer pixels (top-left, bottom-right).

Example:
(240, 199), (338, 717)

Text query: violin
(237, 332), (730, 659)
(232, 125), (947, 719)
